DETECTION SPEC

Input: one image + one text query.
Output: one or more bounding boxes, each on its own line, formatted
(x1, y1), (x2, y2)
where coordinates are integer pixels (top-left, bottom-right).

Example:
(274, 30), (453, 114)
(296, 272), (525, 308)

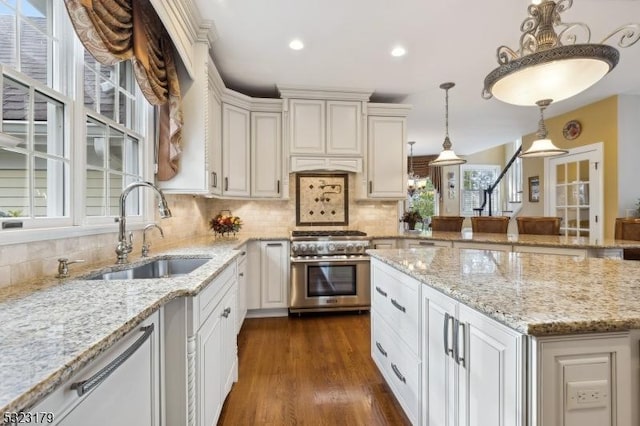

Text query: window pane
(0, 10), (17, 68)
(108, 172), (123, 216)
(84, 67), (98, 112)
(19, 19), (48, 85)
(85, 168), (105, 216)
(34, 155), (66, 217)
(86, 118), (106, 167)
(109, 128), (124, 171)
(0, 148), (29, 217)
(33, 91), (64, 156)
(2, 76), (29, 149)
(125, 136), (139, 176)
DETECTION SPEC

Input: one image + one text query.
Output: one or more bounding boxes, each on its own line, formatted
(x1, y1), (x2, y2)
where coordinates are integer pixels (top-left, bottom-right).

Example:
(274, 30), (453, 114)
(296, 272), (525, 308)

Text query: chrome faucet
(141, 223), (164, 257)
(116, 181), (172, 264)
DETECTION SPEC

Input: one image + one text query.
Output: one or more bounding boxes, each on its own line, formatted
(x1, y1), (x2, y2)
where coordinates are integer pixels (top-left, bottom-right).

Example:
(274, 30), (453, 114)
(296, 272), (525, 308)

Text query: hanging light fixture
(430, 82), (466, 167)
(407, 141), (425, 196)
(483, 0), (640, 106)
(520, 99), (568, 158)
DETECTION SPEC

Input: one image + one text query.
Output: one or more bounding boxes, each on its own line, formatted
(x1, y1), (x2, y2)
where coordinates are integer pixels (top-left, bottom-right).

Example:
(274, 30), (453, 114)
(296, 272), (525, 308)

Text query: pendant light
(483, 0), (639, 106)
(519, 99), (568, 158)
(429, 82), (466, 167)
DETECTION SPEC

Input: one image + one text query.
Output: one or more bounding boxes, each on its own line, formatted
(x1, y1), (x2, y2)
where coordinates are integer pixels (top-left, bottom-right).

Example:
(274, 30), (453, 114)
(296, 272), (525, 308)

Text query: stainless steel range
(289, 230), (371, 313)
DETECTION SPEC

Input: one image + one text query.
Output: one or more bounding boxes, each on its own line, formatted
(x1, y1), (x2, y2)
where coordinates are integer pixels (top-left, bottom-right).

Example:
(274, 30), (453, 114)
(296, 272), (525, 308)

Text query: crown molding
(277, 85), (373, 101)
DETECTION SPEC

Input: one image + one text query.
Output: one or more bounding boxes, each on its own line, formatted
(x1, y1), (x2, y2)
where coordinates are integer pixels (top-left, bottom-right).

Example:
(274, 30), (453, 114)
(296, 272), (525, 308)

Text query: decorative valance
(64, 0), (183, 180)
(408, 155), (443, 198)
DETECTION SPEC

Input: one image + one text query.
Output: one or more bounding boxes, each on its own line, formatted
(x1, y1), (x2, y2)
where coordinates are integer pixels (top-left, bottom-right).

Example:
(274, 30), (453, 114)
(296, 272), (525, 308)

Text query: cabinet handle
(221, 307), (231, 318)
(454, 320), (466, 367)
(391, 363), (407, 384)
(419, 241), (435, 246)
(241, 251), (246, 256)
(277, 179), (280, 194)
(391, 298), (406, 313)
(444, 313), (454, 357)
(375, 286), (387, 297)
(266, 242), (283, 247)
(369, 180), (372, 194)
(70, 324), (154, 397)
(375, 341), (387, 357)
(211, 172), (217, 188)
(238, 272), (244, 277)
(224, 177), (229, 191)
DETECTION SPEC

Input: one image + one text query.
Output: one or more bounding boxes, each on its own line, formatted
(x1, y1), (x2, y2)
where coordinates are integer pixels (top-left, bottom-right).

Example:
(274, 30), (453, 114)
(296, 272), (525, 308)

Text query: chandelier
(407, 141), (426, 196)
(429, 82), (466, 167)
(519, 99), (568, 158)
(482, 0), (640, 106)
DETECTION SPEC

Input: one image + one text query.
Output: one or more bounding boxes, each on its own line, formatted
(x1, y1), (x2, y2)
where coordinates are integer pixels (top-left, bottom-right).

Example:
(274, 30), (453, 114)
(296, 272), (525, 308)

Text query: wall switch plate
(566, 380), (609, 410)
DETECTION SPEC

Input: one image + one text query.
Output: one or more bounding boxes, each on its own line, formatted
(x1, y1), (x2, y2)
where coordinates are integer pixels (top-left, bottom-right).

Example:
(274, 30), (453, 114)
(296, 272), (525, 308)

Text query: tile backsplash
(0, 174), (400, 288)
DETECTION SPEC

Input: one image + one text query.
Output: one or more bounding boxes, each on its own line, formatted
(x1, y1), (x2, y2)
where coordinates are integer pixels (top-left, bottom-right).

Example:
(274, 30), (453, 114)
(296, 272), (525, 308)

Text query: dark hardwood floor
(218, 312), (411, 425)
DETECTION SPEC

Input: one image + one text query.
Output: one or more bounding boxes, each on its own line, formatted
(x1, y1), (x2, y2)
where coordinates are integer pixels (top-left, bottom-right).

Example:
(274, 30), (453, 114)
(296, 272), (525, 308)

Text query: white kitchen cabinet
(163, 261), (238, 426)
(371, 259), (422, 424)
(251, 112), (282, 198)
(245, 240), (290, 314)
(222, 103), (251, 197)
(289, 99), (325, 154)
(288, 99), (362, 156)
(421, 282), (524, 426)
(367, 115), (407, 198)
(326, 100), (362, 155)
(371, 238), (398, 249)
(260, 241), (289, 309)
(403, 239), (453, 248)
(34, 312), (160, 426)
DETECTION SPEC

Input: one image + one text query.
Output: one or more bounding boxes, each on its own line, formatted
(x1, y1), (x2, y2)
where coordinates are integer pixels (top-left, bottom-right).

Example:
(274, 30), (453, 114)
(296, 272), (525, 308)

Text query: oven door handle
(290, 256), (370, 264)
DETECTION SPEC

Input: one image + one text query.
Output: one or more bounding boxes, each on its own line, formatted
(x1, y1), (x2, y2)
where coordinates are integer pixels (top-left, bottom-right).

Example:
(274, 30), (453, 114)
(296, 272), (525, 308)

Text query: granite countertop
(0, 234), (288, 418)
(368, 247), (640, 337)
(370, 230), (640, 249)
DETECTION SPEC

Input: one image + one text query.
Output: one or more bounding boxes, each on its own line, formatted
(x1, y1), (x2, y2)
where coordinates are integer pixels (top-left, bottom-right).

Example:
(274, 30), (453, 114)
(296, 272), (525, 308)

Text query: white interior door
(545, 143), (603, 240)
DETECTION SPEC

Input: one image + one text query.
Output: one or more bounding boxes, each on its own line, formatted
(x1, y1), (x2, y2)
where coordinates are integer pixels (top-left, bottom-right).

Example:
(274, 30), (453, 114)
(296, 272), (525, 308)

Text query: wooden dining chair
(615, 218), (640, 260)
(471, 216), (510, 234)
(516, 216), (561, 236)
(431, 216), (465, 232)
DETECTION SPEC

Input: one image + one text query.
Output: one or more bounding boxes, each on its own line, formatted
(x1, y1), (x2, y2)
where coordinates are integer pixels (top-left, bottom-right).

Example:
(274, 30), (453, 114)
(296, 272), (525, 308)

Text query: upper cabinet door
(222, 103), (250, 197)
(208, 87), (223, 196)
(251, 112), (282, 198)
(326, 101), (362, 155)
(289, 99), (325, 155)
(367, 116), (407, 198)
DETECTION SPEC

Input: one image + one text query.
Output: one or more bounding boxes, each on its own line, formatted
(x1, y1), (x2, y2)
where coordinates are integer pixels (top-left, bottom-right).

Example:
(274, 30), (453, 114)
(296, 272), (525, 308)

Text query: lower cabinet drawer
(372, 260), (420, 354)
(195, 262), (236, 329)
(372, 311), (420, 424)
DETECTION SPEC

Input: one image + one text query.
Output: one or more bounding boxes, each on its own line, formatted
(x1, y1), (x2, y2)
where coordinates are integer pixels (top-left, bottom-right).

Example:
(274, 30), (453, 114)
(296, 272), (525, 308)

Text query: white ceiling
(193, 0), (640, 156)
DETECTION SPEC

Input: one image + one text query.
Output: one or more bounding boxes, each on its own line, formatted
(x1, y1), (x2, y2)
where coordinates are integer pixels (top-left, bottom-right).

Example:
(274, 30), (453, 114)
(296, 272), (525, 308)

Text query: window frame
(459, 164), (501, 217)
(0, 0), (157, 246)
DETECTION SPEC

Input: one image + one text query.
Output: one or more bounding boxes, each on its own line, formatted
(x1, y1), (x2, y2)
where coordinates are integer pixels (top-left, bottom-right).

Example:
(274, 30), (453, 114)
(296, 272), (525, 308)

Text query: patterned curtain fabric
(64, 0), (183, 180)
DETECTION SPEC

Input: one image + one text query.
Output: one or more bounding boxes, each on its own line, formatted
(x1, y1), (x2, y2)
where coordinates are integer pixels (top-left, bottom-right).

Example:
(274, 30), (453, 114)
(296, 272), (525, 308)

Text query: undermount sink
(87, 257), (211, 280)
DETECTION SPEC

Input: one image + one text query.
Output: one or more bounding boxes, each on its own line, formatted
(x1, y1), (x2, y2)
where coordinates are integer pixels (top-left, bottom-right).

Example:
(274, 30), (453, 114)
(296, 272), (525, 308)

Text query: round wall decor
(562, 120), (582, 140)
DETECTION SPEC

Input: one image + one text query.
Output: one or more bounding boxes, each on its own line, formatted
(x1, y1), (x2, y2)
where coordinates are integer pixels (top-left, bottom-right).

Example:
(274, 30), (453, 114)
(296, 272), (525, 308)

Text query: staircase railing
(475, 145), (522, 216)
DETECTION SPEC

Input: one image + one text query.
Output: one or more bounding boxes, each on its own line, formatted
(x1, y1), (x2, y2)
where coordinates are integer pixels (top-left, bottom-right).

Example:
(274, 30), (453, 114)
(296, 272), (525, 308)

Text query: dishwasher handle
(71, 324), (154, 397)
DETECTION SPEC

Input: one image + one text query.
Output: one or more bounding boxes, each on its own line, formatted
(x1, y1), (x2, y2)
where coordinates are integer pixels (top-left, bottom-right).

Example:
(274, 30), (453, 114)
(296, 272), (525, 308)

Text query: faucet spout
(116, 181), (172, 264)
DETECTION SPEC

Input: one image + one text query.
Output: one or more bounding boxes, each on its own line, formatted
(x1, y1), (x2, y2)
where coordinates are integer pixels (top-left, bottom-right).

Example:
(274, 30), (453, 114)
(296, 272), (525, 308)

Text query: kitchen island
(371, 230), (640, 258)
(369, 247), (640, 426)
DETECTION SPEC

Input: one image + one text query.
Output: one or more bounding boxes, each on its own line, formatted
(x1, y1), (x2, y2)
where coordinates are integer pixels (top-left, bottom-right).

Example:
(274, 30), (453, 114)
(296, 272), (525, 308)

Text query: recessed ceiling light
(391, 46), (406, 57)
(289, 39), (304, 50)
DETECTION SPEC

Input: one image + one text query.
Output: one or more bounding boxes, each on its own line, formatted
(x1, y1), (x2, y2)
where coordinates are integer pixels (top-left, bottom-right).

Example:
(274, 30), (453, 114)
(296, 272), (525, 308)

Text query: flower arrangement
(209, 211), (242, 237)
(401, 209), (423, 224)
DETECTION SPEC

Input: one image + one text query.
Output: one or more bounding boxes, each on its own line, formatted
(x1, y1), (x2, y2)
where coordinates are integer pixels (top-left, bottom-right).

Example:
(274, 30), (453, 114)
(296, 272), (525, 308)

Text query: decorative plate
(562, 120), (582, 140)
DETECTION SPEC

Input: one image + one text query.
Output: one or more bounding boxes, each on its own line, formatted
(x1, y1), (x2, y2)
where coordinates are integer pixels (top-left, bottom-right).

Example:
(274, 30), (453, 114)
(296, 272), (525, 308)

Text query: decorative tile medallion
(296, 173), (348, 226)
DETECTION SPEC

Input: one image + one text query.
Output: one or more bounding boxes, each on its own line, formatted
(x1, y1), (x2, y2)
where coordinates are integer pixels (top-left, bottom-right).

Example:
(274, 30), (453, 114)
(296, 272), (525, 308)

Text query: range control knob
(355, 243), (364, 253)
(346, 243), (354, 252)
(299, 244), (308, 252)
(328, 243), (336, 252)
(292, 245), (299, 252)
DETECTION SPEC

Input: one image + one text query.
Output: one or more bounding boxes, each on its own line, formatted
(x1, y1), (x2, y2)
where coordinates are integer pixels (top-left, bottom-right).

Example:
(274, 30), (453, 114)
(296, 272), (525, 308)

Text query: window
(460, 165), (500, 216)
(0, 0), (151, 238)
